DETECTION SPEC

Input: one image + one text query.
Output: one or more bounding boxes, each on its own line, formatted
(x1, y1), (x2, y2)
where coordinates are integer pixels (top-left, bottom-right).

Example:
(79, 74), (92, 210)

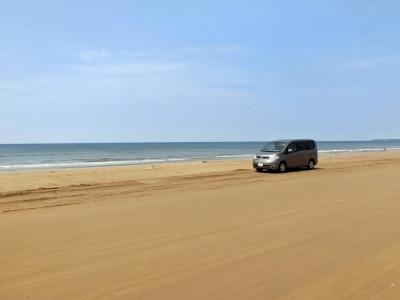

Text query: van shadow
(257, 167), (322, 174)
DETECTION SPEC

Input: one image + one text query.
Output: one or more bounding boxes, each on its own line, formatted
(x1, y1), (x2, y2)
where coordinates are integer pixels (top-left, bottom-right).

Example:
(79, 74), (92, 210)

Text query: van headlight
(269, 155), (279, 161)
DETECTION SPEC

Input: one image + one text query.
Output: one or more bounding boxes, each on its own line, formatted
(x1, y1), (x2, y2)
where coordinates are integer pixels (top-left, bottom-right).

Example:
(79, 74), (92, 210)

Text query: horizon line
(1, 139), (400, 145)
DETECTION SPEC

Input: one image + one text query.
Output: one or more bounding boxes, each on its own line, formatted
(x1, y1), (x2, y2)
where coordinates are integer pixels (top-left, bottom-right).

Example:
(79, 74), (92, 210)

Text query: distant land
(370, 139), (400, 142)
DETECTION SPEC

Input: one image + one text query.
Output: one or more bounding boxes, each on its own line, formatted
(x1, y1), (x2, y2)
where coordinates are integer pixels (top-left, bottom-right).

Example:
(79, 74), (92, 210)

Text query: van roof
(272, 139), (316, 143)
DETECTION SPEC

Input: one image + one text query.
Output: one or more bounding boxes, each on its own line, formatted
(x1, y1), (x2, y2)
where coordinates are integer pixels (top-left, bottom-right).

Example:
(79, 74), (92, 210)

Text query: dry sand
(1, 151), (400, 299)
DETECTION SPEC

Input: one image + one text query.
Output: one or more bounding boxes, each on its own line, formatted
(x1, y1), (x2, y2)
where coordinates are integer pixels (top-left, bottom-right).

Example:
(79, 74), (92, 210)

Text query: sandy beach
(1, 151), (400, 299)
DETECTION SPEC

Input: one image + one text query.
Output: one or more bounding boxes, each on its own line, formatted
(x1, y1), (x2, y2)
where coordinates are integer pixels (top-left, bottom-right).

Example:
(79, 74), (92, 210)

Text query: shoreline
(1, 147), (400, 174)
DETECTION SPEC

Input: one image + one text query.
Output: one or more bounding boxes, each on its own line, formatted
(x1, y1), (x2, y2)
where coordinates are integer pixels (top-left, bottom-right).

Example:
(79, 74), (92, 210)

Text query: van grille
(256, 155), (269, 159)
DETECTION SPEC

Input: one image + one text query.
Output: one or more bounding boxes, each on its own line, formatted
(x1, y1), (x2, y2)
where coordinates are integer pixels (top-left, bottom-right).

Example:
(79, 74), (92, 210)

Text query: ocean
(1, 141), (400, 171)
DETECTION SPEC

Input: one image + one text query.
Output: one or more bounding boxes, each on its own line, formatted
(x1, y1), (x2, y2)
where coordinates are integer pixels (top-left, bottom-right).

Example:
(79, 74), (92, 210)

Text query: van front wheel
(278, 162), (286, 173)
(307, 160), (315, 170)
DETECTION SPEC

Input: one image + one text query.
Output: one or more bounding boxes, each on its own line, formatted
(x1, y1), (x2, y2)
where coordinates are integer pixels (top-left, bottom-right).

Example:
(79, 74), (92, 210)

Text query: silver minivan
(253, 139), (318, 173)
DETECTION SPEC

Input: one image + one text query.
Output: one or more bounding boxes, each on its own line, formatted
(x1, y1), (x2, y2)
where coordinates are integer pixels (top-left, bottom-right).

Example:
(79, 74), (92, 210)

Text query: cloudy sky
(1, 1), (399, 143)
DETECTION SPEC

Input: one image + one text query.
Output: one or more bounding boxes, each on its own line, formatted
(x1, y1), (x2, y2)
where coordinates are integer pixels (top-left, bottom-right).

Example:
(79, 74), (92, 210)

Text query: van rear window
(296, 141), (315, 151)
(306, 141), (316, 150)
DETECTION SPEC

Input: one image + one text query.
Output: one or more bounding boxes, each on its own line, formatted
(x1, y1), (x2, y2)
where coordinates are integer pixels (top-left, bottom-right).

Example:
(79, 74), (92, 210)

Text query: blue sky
(1, 1), (399, 143)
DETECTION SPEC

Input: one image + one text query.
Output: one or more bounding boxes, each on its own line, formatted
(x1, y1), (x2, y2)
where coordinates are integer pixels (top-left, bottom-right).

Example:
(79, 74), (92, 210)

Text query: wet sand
(1, 151), (400, 299)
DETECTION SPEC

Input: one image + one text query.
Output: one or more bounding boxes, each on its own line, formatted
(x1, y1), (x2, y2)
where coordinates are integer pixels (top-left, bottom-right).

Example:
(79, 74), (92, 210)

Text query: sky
(1, 0), (400, 143)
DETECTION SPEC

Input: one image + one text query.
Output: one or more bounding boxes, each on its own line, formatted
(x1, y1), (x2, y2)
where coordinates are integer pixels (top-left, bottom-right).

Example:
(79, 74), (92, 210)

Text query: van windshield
(260, 142), (287, 153)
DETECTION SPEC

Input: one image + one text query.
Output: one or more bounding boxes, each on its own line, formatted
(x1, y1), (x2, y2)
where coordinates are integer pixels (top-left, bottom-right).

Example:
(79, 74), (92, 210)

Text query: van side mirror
(288, 148), (293, 153)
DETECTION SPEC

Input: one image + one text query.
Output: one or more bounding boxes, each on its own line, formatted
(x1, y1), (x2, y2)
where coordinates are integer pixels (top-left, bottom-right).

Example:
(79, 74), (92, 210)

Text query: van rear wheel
(307, 160), (315, 170)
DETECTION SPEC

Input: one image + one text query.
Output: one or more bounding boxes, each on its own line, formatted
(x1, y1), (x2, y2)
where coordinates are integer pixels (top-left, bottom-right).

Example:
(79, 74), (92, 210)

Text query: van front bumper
(252, 159), (280, 170)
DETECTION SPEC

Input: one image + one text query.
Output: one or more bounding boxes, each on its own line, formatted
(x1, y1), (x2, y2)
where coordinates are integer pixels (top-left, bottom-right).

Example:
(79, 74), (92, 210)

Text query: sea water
(1, 141), (400, 171)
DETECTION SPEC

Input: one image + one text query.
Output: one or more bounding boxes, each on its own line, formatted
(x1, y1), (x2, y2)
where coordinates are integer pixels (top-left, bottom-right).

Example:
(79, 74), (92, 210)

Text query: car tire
(256, 168), (263, 172)
(307, 160), (315, 170)
(278, 162), (286, 173)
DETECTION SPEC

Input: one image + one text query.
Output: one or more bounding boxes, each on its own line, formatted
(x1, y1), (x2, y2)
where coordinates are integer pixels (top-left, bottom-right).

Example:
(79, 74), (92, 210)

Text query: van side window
(287, 142), (296, 153)
(296, 141), (307, 151)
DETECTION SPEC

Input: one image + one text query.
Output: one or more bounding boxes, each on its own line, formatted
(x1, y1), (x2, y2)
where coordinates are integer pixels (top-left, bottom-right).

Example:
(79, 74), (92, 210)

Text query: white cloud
(72, 45), (257, 94)
(0, 80), (20, 92)
(2, 46), (263, 110)
(78, 45), (244, 63)
(341, 54), (400, 70)
(74, 61), (191, 76)
(168, 45), (244, 57)
(80, 49), (116, 62)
